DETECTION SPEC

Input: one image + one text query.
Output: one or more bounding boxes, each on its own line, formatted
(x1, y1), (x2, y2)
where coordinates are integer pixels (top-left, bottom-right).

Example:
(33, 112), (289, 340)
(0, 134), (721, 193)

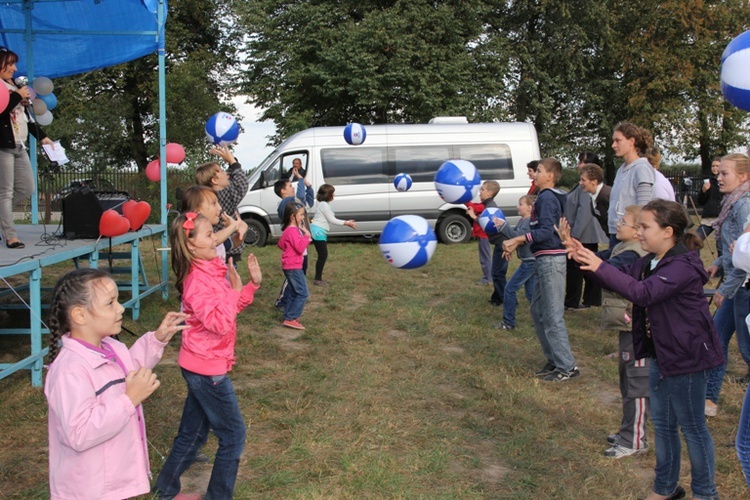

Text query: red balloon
(145, 159), (161, 182)
(99, 210), (131, 237)
(0, 85), (9, 113)
(122, 200), (151, 231)
(165, 143), (186, 164)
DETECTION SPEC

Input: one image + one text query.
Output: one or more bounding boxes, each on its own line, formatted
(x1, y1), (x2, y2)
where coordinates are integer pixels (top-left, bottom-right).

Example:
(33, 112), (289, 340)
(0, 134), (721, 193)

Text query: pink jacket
(278, 225), (311, 270)
(44, 332), (167, 500)
(178, 257), (259, 375)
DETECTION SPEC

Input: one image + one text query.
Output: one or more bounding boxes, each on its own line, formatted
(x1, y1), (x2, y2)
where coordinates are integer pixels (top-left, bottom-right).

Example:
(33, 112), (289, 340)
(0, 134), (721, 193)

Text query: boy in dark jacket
(503, 158), (577, 382)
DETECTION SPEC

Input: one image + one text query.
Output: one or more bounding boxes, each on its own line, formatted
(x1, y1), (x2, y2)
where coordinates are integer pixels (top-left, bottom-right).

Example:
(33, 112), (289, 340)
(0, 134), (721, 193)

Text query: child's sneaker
(493, 321), (514, 330)
(603, 443), (648, 459)
(543, 366), (580, 382)
(282, 319), (305, 330)
(606, 433), (619, 445)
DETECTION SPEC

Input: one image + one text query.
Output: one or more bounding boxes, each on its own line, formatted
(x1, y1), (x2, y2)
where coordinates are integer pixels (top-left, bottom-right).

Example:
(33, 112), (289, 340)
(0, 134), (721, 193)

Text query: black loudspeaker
(62, 188), (130, 239)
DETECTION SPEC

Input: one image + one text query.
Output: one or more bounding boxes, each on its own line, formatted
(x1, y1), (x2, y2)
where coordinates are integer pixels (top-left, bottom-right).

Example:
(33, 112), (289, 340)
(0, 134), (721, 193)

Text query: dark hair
(642, 199), (702, 250)
(274, 179), (291, 199)
(527, 160), (539, 171)
(538, 158), (563, 184)
(712, 156), (722, 164)
(48, 268), (112, 363)
(577, 152), (602, 167)
(614, 122), (654, 157)
(579, 163), (604, 184)
(317, 184), (335, 202)
(282, 202), (304, 229)
(180, 185), (217, 213)
(0, 47), (18, 74)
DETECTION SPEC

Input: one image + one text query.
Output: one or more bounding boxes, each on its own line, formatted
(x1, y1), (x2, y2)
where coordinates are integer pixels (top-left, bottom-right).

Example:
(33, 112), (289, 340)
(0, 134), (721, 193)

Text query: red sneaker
(282, 319), (305, 330)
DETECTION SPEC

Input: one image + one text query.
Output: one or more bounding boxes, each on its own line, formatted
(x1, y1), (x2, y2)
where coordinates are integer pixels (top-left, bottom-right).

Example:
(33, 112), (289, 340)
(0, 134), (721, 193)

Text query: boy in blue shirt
(503, 158), (578, 382)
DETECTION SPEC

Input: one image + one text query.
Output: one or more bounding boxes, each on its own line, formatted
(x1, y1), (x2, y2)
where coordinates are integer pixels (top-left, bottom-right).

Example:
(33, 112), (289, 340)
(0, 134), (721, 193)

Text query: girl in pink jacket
(278, 202), (312, 330)
(154, 212), (262, 500)
(45, 268), (187, 500)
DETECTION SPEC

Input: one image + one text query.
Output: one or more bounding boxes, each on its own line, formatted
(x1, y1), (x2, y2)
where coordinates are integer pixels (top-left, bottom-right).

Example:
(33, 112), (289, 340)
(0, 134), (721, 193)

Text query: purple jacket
(592, 244), (724, 377)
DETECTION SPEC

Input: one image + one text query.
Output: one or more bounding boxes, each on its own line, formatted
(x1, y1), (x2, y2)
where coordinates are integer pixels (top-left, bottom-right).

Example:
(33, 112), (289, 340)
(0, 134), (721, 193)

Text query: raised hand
(154, 311), (190, 343)
(125, 367), (160, 406)
(574, 246), (604, 272)
(247, 254), (263, 285)
(227, 257), (242, 291)
(209, 145), (236, 164)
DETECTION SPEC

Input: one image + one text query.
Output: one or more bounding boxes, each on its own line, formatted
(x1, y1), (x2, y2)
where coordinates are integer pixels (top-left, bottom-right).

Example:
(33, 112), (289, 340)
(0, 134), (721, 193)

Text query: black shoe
(666, 486), (686, 500)
(565, 305), (590, 311)
(5, 240), (25, 249)
(734, 373), (750, 385)
(543, 366), (580, 382)
(193, 451), (210, 463)
(488, 300), (502, 307)
(534, 362), (556, 378)
(606, 433), (619, 445)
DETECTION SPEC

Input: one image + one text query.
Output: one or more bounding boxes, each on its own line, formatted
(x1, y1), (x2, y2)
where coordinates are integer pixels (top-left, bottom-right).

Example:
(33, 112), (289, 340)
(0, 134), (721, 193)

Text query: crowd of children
(40, 129), (750, 498)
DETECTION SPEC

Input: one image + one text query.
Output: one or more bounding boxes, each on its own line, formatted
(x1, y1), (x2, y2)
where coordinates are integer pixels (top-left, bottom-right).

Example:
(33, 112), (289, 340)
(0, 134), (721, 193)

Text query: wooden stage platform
(0, 223), (168, 387)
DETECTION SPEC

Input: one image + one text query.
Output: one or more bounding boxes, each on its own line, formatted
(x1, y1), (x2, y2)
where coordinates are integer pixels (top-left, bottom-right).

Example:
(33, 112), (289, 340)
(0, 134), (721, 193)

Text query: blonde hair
(181, 185), (218, 213)
(722, 153), (750, 180)
(519, 195), (535, 206)
(624, 205), (642, 220)
(194, 162), (221, 187)
(170, 212), (211, 297)
(483, 180), (500, 198)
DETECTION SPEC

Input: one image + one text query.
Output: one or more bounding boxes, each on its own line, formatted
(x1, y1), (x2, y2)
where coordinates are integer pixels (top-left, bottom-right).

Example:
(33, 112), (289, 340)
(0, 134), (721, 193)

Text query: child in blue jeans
(278, 202), (312, 330)
(492, 195), (535, 330)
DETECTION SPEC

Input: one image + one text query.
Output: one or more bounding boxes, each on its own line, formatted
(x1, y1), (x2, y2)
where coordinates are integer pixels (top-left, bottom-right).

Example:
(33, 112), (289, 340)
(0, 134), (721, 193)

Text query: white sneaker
(603, 444), (647, 459)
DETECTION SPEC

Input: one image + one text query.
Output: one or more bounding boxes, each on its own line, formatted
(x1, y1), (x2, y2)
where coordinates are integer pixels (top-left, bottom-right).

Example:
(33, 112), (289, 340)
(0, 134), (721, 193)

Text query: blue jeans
(649, 360), (718, 499)
(283, 269), (309, 321)
(737, 383), (750, 488)
(705, 286), (750, 403)
(155, 369), (246, 500)
(502, 260), (535, 327)
(530, 255), (575, 371)
(277, 254), (308, 308)
(490, 244), (509, 304)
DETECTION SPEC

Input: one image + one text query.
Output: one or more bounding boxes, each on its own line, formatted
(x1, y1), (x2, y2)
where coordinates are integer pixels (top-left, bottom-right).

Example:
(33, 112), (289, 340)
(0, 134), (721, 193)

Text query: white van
(237, 118), (540, 246)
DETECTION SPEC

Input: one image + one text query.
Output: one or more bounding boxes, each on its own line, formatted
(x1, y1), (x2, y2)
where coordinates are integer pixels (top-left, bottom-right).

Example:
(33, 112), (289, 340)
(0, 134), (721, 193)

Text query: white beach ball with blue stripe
(434, 160), (481, 204)
(393, 173), (413, 192)
(343, 122), (367, 145)
(205, 112), (241, 145)
(478, 207), (506, 235)
(378, 215), (438, 269)
(721, 30), (750, 112)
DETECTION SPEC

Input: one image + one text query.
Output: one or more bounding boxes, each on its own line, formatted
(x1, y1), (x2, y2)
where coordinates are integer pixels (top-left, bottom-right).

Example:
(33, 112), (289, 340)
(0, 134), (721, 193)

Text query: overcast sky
(230, 96), (276, 171)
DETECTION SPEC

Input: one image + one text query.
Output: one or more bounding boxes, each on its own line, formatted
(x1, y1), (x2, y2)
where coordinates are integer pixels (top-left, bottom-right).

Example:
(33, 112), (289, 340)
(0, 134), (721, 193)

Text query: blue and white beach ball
(393, 173), (413, 192)
(434, 160), (481, 204)
(205, 112), (240, 146)
(721, 30), (750, 112)
(343, 122), (367, 145)
(378, 215), (438, 269)
(478, 207), (506, 235)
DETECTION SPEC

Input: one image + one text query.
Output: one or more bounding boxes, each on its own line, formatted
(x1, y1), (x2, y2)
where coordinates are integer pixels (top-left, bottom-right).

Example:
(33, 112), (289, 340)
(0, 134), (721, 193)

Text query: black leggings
(312, 239), (328, 281)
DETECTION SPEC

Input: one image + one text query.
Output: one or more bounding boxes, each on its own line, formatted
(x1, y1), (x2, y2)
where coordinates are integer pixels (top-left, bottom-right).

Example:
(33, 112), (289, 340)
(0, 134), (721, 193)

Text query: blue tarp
(0, 0), (166, 79)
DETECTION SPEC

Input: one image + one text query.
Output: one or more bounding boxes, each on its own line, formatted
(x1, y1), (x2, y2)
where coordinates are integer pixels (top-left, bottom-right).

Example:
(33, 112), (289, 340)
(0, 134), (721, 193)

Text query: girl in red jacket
(154, 212), (262, 500)
(278, 202), (312, 330)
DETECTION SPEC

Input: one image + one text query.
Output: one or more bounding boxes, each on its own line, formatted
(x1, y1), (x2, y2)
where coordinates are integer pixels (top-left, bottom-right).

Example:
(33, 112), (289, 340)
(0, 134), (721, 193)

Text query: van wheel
(437, 214), (472, 244)
(243, 218), (268, 247)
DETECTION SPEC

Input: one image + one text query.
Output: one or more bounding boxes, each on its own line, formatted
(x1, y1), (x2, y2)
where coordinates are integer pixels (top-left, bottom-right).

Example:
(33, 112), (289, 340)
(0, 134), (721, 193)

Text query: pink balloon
(165, 143), (186, 164)
(0, 85), (8, 112)
(145, 159), (161, 182)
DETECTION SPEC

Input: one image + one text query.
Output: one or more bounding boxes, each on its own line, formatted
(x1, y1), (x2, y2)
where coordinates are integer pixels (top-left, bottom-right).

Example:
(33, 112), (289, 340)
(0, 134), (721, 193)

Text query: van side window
(321, 148), (387, 185)
(393, 145), (453, 183)
(455, 144), (514, 180)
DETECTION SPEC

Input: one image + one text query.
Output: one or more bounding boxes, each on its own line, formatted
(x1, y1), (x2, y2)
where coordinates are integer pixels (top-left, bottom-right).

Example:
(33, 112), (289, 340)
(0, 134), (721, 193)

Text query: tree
(236, 0), (511, 142)
(44, 0), (243, 172)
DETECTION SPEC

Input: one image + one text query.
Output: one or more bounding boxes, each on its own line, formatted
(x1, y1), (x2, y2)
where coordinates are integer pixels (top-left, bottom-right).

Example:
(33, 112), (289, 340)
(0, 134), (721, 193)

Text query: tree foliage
(45, 0), (243, 172)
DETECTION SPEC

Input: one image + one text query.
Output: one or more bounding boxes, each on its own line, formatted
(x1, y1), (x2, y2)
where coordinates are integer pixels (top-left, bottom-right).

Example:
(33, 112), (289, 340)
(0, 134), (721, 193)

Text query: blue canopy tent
(0, 0), (170, 386)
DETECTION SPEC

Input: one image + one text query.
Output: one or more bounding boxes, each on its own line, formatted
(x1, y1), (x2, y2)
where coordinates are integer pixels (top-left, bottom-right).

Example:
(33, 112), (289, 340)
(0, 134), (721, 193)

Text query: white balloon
(36, 110), (53, 126)
(32, 76), (54, 96)
(32, 98), (47, 116)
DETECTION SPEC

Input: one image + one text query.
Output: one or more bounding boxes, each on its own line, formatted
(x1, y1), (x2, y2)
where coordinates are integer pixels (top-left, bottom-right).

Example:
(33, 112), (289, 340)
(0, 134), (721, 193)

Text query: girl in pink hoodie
(154, 212), (262, 500)
(278, 202), (312, 330)
(45, 268), (187, 500)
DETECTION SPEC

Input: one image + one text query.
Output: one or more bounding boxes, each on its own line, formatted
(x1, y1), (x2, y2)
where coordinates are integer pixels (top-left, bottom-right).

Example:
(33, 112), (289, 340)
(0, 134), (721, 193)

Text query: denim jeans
(154, 369), (246, 500)
(737, 383), (750, 488)
(277, 254), (308, 307)
(490, 244), (509, 304)
(649, 360), (718, 499)
(502, 260), (535, 327)
(705, 286), (750, 403)
(283, 269), (309, 321)
(530, 255), (575, 371)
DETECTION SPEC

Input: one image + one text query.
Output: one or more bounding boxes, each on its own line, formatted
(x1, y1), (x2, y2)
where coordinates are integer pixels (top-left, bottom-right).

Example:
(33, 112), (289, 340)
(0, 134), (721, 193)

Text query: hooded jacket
(45, 333), (166, 500)
(178, 257), (259, 376)
(592, 243), (724, 377)
(525, 187), (567, 257)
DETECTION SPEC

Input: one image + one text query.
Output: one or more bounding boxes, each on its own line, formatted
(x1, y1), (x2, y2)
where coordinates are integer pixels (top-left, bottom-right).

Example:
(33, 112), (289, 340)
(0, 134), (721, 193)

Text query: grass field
(1, 237), (749, 498)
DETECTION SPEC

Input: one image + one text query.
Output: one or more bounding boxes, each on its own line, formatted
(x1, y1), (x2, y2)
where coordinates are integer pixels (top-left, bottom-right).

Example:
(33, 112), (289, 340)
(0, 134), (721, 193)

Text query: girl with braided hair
(44, 268), (187, 499)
